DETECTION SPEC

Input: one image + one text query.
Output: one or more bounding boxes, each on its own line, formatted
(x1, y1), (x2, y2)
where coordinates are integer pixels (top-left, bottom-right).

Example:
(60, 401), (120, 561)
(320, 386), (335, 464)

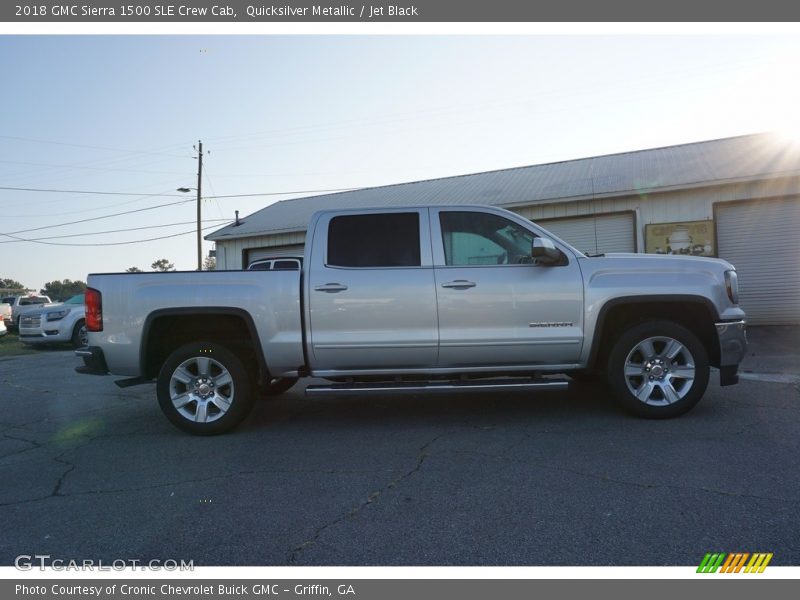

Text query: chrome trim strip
(311, 363), (583, 377)
(439, 339), (580, 347)
(715, 319), (747, 367)
(313, 342), (438, 350)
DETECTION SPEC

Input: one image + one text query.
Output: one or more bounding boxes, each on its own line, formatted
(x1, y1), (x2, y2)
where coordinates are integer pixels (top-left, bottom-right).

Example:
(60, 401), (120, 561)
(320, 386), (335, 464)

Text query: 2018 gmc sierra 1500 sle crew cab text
(76, 205), (747, 435)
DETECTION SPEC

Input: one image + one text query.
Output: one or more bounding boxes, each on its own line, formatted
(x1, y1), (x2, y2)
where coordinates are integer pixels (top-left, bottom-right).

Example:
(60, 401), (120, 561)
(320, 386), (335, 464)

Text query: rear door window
(327, 213), (421, 268)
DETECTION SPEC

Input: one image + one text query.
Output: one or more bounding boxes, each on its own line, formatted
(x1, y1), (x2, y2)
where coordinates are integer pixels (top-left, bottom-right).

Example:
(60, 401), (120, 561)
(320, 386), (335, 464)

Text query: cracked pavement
(1, 345), (799, 566)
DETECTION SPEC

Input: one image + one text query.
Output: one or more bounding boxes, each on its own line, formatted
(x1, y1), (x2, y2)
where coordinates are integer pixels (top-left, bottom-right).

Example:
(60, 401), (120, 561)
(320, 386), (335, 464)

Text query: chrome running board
(305, 378), (569, 396)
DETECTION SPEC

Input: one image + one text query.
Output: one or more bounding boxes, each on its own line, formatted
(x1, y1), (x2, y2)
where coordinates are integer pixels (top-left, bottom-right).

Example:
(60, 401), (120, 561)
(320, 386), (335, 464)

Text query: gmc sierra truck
(76, 205), (747, 435)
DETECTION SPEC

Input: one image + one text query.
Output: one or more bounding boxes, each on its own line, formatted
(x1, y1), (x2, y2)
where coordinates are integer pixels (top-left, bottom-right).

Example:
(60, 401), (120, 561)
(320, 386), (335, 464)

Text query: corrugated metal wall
(213, 179), (800, 323)
(536, 213), (635, 255)
(245, 244), (306, 266)
(717, 197), (800, 325)
(215, 231), (306, 269)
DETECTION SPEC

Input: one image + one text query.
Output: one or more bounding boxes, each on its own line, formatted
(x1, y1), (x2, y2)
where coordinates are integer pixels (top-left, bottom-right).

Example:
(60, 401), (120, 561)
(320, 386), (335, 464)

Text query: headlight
(724, 270), (739, 304)
(46, 309), (69, 321)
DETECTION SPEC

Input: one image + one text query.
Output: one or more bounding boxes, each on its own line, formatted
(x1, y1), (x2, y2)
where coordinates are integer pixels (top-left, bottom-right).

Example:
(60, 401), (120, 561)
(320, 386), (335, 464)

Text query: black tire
(71, 320), (87, 349)
(607, 320), (709, 419)
(156, 341), (254, 435)
(261, 377), (298, 397)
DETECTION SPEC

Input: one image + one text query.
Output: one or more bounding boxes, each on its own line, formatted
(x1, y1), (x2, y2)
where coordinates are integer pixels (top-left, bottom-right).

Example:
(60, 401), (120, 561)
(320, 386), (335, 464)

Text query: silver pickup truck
(77, 205), (747, 435)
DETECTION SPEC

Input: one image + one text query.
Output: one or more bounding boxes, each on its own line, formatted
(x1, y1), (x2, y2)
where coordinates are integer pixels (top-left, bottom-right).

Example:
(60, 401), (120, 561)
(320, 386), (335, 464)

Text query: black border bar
(4, 0), (800, 22)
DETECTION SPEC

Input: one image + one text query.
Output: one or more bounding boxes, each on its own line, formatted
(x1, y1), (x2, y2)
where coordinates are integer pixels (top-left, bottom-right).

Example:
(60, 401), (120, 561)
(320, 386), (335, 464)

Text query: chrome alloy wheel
(623, 336), (696, 406)
(169, 356), (234, 423)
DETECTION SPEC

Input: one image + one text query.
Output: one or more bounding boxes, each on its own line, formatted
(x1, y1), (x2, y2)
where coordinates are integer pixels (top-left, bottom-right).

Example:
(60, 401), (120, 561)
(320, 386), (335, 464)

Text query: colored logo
(697, 552), (773, 573)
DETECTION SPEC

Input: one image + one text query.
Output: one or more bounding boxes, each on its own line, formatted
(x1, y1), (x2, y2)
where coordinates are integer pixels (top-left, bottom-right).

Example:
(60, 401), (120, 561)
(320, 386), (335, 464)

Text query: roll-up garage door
(536, 212), (636, 255)
(716, 198), (800, 325)
(245, 244), (305, 266)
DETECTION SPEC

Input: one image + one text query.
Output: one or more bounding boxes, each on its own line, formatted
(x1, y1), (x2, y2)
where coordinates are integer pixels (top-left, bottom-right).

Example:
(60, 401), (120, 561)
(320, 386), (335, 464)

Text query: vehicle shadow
(245, 381), (621, 431)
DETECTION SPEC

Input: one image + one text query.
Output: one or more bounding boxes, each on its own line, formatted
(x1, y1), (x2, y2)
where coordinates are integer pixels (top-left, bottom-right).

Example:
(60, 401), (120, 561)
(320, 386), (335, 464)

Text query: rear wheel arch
(141, 308), (269, 383)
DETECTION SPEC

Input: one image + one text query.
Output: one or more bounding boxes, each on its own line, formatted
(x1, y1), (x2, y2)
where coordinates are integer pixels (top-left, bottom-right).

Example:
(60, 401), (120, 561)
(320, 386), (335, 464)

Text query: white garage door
(717, 197), (800, 325)
(246, 244), (305, 265)
(537, 212), (636, 255)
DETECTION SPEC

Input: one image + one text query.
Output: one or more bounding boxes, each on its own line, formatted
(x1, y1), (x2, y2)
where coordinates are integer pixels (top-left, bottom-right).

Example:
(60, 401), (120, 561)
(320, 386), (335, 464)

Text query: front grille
(21, 315), (41, 327)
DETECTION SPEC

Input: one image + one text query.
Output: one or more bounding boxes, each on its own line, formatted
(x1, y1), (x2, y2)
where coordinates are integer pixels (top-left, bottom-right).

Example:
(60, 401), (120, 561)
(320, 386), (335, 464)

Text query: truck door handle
(441, 280), (477, 289)
(314, 283), (348, 293)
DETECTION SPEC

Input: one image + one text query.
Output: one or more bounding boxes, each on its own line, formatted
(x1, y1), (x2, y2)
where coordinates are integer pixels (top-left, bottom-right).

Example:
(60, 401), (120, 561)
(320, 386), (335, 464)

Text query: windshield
(65, 294), (85, 305)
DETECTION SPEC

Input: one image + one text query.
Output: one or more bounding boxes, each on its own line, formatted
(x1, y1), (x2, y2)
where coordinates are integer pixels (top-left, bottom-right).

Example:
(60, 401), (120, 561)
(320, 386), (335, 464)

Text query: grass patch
(0, 331), (45, 357)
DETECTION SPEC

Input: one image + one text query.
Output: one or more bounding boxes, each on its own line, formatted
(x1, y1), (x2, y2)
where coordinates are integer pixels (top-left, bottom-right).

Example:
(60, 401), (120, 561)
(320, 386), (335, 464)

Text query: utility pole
(195, 140), (203, 271)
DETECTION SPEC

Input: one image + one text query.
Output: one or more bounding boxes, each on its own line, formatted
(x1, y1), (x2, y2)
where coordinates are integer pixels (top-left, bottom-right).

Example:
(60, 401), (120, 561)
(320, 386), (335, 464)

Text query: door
(717, 198), (800, 325)
(539, 212), (636, 255)
(433, 208), (584, 368)
(307, 209), (439, 372)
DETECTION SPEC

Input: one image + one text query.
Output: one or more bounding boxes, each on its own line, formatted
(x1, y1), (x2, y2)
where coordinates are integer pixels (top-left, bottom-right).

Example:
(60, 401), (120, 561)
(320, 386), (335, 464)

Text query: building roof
(207, 132), (800, 241)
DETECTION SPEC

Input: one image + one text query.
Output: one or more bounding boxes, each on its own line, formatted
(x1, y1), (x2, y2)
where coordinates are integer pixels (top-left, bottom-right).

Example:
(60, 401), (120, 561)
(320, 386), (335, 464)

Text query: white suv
(19, 294), (87, 348)
(3, 294), (52, 331)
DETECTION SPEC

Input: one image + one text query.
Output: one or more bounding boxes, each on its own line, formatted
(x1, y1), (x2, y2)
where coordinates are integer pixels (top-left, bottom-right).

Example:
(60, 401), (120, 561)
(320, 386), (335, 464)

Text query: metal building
(207, 133), (800, 325)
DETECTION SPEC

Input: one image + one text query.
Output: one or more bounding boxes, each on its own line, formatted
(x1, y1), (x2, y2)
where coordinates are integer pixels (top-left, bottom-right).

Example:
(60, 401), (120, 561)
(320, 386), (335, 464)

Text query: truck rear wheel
(157, 341), (254, 435)
(607, 320), (709, 419)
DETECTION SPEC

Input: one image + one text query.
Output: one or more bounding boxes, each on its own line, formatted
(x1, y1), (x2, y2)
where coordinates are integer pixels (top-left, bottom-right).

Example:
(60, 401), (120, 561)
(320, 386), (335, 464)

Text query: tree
(0, 278), (26, 292)
(40, 279), (87, 302)
(151, 258), (175, 272)
(203, 256), (216, 271)
(125, 266), (143, 273)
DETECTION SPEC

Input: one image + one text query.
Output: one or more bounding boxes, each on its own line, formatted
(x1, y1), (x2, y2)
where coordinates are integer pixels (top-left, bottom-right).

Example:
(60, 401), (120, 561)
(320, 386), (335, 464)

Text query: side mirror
(531, 237), (561, 265)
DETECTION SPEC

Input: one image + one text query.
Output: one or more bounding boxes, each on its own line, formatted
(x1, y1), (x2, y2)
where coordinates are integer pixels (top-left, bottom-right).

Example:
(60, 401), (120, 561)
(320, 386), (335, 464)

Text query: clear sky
(2, 33), (800, 290)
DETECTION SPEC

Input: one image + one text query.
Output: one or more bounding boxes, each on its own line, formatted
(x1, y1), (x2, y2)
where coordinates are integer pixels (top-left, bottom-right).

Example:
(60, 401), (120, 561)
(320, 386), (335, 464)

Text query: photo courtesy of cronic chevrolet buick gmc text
(76, 205), (747, 435)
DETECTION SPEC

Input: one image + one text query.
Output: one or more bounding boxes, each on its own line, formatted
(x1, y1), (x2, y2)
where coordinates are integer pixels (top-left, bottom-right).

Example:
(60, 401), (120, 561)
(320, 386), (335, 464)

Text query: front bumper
(19, 330), (72, 344)
(19, 314), (73, 344)
(716, 320), (747, 386)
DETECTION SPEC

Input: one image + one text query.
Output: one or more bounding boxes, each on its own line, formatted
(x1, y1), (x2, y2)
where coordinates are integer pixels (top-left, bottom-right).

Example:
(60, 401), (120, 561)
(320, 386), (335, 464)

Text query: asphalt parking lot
(1, 327), (798, 566)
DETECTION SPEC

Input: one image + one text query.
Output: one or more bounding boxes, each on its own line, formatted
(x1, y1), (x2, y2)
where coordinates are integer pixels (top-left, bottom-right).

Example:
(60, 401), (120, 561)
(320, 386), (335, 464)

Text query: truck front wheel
(607, 321), (709, 419)
(71, 320), (88, 349)
(157, 341), (254, 435)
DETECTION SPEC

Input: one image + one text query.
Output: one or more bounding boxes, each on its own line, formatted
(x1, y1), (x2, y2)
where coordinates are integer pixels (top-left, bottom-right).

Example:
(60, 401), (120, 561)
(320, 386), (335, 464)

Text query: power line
(0, 184), (362, 238)
(6, 187), (184, 218)
(0, 159), (190, 176)
(205, 187), (360, 199)
(0, 185), (186, 197)
(0, 222), (228, 247)
(0, 199), (194, 236)
(202, 165), (226, 221)
(1, 140), (192, 191)
(0, 219), (232, 244)
(0, 185), (360, 199)
(0, 135), (189, 158)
